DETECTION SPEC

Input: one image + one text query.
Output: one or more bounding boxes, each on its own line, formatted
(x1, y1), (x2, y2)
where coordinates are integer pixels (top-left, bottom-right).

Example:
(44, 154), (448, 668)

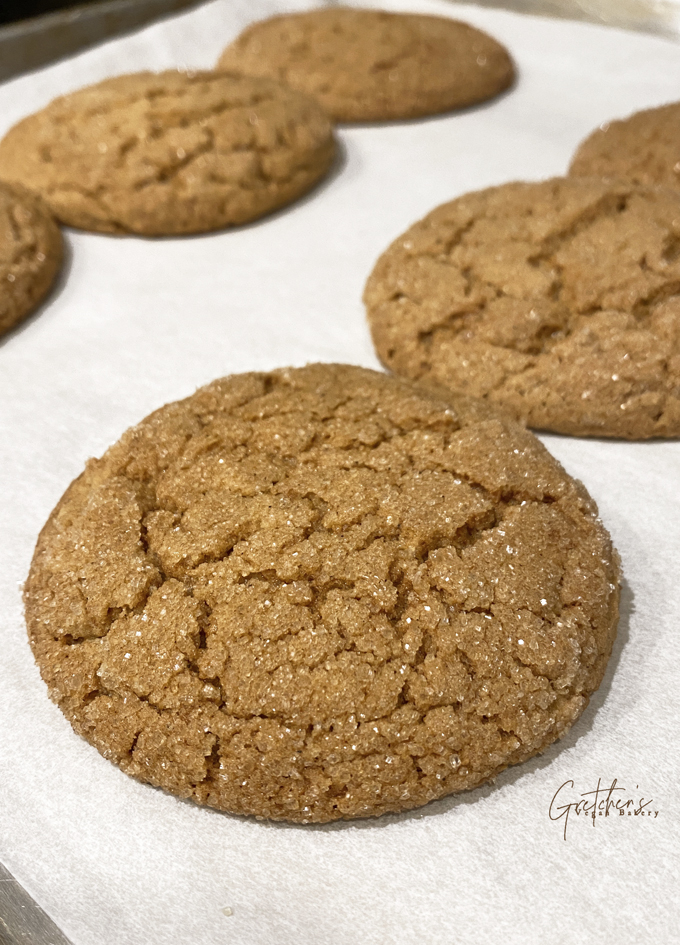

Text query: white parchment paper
(1, 2), (679, 943)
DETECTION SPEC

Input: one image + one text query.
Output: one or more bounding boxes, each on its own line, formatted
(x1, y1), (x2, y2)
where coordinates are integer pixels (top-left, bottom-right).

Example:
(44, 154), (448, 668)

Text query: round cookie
(365, 177), (680, 439)
(0, 180), (62, 336)
(25, 364), (619, 823)
(569, 102), (680, 191)
(217, 8), (515, 123)
(0, 71), (336, 236)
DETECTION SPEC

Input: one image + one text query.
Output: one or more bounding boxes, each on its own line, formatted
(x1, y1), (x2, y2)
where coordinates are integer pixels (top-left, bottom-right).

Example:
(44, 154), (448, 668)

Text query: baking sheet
(1, 1), (680, 943)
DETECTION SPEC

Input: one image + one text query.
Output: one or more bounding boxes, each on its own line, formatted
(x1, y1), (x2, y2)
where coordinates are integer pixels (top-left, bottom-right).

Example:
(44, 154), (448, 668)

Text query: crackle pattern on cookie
(365, 177), (680, 438)
(25, 365), (619, 822)
(218, 9), (515, 122)
(0, 71), (335, 235)
(570, 102), (680, 192)
(0, 181), (62, 336)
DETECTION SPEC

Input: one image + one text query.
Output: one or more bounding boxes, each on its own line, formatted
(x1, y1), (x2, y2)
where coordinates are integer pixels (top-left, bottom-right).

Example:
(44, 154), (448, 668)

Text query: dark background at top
(0, 0), (105, 26)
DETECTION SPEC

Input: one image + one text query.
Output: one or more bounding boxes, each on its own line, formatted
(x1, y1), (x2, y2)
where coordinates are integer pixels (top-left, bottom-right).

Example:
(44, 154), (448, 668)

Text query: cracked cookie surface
(0, 71), (335, 235)
(217, 8), (515, 123)
(570, 102), (680, 192)
(24, 364), (619, 822)
(0, 180), (62, 336)
(365, 177), (680, 438)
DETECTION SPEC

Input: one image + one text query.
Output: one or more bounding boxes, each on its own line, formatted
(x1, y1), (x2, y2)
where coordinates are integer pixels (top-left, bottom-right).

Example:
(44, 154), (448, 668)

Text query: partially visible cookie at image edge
(0, 71), (336, 236)
(217, 8), (515, 122)
(25, 364), (620, 823)
(0, 180), (62, 336)
(365, 176), (680, 439)
(569, 101), (680, 191)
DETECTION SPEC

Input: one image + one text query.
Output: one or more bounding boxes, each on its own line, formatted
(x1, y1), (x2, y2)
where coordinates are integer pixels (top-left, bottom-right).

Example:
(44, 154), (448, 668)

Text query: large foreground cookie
(0, 71), (335, 235)
(217, 8), (515, 122)
(569, 102), (680, 191)
(365, 177), (680, 438)
(25, 365), (619, 823)
(0, 181), (62, 336)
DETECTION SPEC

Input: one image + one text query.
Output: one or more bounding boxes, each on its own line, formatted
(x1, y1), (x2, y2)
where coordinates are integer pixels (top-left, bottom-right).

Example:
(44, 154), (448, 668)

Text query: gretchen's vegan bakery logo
(549, 779), (660, 840)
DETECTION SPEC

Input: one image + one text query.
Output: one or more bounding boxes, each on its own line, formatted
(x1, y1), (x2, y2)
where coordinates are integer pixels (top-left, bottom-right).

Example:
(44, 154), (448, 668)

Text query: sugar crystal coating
(0, 71), (335, 235)
(0, 180), (62, 336)
(365, 177), (680, 438)
(217, 8), (515, 122)
(570, 102), (680, 193)
(24, 365), (620, 822)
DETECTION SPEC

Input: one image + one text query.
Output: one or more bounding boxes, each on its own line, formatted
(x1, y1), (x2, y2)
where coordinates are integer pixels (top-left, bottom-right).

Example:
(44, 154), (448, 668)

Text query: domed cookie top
(217, 8), (515, 122)
(365, 177), (680, 439)
(0, 181), (62, 336)
(570, 102), (680, 191)
(25, 364), (619, 823)
(0, 71), (336, 235)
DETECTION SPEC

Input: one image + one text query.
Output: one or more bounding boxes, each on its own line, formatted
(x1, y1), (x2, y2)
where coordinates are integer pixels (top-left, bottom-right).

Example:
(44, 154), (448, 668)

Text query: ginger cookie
(569, 102), (680, 191)
(25, 364), (619, 823)
(217, 8), (515, 123)
(0, 180), (62, 337)
(365, 177), (680, 439)
(0, 71), (335, 236)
